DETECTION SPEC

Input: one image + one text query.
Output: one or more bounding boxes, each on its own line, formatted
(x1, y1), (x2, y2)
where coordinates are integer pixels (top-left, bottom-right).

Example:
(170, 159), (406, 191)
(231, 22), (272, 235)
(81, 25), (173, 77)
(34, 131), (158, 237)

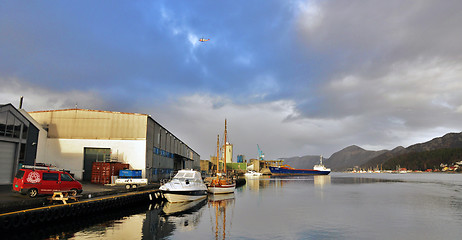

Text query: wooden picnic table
(48, 191), (80, 204)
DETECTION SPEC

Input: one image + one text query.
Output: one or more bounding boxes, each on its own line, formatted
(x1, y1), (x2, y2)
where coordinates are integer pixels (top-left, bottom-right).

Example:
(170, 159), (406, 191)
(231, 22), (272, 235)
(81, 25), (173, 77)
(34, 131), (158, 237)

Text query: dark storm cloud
(0, 1), (307, 107)
(1, 0), (462, 159)
(295, 1), (462, 120)
(297, 0), (462, 76)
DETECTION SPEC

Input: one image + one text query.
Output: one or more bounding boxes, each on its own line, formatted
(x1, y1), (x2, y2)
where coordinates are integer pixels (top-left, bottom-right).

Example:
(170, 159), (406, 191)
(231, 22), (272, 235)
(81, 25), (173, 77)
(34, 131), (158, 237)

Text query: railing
(21, 165), (79, 174)
(22, 165), (59, 171)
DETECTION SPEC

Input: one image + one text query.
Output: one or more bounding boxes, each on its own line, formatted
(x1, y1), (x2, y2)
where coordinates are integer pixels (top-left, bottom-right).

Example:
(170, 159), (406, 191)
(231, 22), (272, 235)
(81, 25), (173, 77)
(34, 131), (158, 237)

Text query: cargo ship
(269, 156), (331, 175)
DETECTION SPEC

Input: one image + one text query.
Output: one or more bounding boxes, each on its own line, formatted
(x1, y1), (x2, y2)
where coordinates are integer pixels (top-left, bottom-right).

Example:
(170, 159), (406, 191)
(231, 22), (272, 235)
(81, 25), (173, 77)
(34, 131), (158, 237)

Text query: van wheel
(70, 189), (78, 196)
(28, 188), (38, 198)
(132, 184), (137, 189)
(125, 184), (131, 190)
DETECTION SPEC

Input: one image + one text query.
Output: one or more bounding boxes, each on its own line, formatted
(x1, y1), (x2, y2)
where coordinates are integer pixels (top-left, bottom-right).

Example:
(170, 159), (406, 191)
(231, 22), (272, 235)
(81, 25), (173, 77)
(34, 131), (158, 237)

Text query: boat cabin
(173, 170), (202, 183)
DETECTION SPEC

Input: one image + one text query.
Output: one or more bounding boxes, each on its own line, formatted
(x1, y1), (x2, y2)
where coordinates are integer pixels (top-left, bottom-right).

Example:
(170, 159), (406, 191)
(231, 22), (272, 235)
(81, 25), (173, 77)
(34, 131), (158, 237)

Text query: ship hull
(162, 190), (208, 203)
(208, 184), (236, 194)
(269, 166), (330, 175)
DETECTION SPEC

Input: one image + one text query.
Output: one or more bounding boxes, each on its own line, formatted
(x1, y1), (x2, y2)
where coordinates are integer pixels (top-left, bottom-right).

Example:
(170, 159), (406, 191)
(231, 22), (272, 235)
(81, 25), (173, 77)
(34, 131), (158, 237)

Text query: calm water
(42, 173), (462, 239)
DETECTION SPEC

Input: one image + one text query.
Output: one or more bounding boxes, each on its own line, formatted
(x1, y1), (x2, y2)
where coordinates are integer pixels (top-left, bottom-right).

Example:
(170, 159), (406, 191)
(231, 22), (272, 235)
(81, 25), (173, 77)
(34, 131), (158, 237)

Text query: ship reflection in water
(314, 175), (331, 187)
(143, 198), (207, 240)
(208, 193), (235, 240)
(244, 174), (331, 192)
(144, 193), (235, 240)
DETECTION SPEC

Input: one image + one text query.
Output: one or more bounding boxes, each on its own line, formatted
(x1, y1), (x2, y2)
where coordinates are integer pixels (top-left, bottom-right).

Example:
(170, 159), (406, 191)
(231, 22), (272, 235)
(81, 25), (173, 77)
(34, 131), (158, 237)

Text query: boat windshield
(174, 172), (185, 179)
(174, 171), (195, 180)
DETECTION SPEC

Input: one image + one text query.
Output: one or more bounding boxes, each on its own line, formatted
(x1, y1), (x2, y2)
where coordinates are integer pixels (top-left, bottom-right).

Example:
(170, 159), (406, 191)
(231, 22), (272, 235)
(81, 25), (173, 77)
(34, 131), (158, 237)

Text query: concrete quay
(0, 182), (161, 214)
(0, 177), (246, 233)
(0, 182), (163, 233)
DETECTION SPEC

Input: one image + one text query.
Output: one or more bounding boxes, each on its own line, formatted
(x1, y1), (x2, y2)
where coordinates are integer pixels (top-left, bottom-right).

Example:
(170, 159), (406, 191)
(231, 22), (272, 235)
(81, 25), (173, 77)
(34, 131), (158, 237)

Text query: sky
(1, 0), (462, 160)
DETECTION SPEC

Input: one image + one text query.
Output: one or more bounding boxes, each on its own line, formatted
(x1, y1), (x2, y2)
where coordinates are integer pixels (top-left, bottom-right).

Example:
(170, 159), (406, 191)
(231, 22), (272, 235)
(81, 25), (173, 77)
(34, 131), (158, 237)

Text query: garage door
(0, 141), (16, 184)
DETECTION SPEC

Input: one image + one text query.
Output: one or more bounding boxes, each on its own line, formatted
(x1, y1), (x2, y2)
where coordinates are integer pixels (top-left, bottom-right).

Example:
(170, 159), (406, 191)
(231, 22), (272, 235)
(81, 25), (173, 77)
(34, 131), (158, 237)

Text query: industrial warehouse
(1, 104), (200, 184)
(28, 108), (200, 182)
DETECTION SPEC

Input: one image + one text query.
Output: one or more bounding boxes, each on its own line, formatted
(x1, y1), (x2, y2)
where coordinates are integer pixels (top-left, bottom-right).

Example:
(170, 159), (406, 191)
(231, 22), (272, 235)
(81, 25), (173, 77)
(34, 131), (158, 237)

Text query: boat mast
(216, 134), (220, 175)
(224, 119), (227, 174)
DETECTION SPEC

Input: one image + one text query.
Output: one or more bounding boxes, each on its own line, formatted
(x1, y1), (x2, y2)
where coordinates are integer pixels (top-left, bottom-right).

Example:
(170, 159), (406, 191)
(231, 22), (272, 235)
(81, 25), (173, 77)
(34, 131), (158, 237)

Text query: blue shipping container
(119, 170), (142, 178)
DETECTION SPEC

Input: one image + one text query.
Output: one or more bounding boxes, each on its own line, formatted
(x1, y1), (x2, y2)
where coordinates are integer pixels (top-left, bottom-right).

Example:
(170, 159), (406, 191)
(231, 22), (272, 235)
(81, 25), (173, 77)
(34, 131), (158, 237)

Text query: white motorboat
(159, 169), (208, 203)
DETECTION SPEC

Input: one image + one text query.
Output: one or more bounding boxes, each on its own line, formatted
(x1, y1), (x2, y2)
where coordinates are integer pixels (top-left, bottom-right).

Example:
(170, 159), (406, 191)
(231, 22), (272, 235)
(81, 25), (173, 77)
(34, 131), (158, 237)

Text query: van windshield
(15, 170), (25, 179)
(60, 173), (73, 181)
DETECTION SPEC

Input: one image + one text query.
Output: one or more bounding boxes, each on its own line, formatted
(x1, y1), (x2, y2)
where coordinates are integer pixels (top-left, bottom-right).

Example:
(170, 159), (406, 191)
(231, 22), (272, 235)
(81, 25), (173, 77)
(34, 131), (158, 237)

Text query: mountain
(326, 145), (388, 171)
(381, 148), (462, 170)
(360, 146), (406, 169)
(279, 132), (462, 171)
(407, 132), (462, 151)
(362, 132), (462, 169)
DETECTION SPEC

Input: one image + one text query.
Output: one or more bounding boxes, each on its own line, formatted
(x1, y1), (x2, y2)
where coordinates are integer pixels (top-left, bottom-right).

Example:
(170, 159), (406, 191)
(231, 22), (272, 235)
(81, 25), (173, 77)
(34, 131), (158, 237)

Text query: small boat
(208, 177), (236, 194)
(159, 169), (208, 202)
(244, 170), (262, 177)
(269, 156), (331, 175)
(208, 120), (236, 194)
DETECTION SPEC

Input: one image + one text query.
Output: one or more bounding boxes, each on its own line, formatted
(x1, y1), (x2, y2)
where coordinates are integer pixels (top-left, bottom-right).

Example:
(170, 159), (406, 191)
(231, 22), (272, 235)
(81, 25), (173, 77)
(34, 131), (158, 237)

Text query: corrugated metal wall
(146, 117), (201, 181)
(29, 109), (147, 139)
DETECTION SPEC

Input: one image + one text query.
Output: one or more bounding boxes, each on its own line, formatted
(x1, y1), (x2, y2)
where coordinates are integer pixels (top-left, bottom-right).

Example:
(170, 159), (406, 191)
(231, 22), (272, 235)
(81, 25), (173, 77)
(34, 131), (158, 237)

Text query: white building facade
(222, 143), (233, 163)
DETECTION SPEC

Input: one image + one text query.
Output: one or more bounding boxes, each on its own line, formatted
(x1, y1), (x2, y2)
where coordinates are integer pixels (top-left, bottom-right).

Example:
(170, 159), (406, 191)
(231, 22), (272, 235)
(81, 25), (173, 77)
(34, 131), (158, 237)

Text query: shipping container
(91, 162), (129, 184)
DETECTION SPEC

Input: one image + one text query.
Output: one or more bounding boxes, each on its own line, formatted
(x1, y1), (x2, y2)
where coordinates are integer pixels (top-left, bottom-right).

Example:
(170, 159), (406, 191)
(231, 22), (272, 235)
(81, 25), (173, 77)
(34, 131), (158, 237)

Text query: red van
(12, 166), (83, 198)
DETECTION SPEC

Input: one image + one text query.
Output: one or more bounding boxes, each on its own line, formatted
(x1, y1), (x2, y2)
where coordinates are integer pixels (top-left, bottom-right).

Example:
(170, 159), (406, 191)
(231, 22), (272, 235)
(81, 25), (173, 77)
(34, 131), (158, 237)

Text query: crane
(257, 144), (265, 161)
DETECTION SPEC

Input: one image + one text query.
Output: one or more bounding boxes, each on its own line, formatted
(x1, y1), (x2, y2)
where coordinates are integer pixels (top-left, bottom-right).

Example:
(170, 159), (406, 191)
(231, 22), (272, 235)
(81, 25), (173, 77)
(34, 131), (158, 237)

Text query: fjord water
(62, 173), (462, 239)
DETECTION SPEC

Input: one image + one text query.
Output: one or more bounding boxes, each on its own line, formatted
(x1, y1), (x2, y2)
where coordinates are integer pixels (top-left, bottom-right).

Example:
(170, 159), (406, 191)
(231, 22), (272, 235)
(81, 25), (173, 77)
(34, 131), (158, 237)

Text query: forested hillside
(382, 148), (462, 171)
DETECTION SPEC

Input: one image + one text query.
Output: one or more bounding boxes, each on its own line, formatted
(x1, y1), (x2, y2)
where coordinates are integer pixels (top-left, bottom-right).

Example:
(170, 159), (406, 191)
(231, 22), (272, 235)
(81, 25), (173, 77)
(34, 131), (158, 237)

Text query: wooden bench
(48, 191), (80, 204)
